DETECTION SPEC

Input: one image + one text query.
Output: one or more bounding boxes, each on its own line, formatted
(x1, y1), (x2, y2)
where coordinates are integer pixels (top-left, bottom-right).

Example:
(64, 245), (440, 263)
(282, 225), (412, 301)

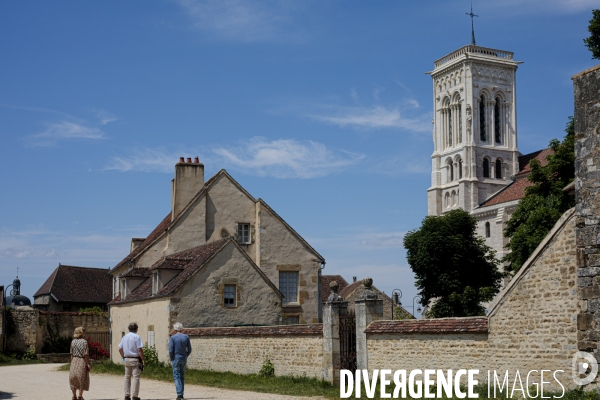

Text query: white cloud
(29, 121), (105, 146)
(213, 137), (364, 178)
(95, 109), (118, 125)
(176, 0), (307, 43)
(308, 105), (430, 132)
(358, 232), (406, 248)
(104, 148), (189, 173)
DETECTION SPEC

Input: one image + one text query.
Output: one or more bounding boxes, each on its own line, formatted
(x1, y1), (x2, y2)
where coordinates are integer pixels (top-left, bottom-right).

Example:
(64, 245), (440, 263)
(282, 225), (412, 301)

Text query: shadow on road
(0, 392), (14, 399)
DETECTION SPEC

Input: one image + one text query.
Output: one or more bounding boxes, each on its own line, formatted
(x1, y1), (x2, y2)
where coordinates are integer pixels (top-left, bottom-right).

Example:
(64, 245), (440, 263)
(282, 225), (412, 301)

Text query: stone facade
(573, 65), (600, 356)
(183, 325), (323, 378)
(111, 163), (325, 325)
(366, 210), (578, 390)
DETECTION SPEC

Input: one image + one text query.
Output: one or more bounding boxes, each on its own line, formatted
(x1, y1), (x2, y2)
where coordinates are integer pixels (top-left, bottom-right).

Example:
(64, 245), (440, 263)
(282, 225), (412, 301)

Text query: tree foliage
(503, 118), (575, 273)
(404, 209), (503, 318)
(584, 9), (600, 60)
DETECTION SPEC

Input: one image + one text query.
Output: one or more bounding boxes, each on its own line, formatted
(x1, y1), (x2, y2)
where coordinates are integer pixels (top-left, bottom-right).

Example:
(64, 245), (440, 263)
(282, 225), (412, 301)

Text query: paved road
(0, 364), (323, 400)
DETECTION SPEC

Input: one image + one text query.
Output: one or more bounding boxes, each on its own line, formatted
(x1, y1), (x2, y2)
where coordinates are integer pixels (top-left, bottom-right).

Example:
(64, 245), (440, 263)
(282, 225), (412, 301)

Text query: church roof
(479, 148), (554, 208)
(33, 265), (112, 304)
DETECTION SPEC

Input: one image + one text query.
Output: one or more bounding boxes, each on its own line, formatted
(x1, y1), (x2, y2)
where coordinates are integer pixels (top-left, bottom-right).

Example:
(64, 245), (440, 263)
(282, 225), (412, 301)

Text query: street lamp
(391, 289), (402, 320)
(412, 296), (422, 317)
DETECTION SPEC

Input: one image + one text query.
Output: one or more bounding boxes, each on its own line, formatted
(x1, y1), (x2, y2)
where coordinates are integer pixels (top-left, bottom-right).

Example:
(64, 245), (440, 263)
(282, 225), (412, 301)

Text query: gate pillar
(355, 277), (384, 371)
(322, 281), (348, 385)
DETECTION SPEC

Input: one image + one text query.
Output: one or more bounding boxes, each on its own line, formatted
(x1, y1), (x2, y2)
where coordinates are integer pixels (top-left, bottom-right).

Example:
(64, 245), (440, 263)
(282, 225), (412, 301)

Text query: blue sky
(0, 0), (597, 312)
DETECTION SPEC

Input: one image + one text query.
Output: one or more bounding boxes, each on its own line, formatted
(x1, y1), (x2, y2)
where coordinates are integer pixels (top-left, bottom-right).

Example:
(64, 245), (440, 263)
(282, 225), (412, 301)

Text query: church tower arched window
(458, 104), (462, 144)
(479, 96), (487, 141)
(450, 163), (454, 181)
(494, 97), (501, 143)
(495, 159), (502, 179)
(485, 222), (491, 238)
(448, 107), (453, 147)
(458, 159), (463, 179)
(483, 158), (490, 178)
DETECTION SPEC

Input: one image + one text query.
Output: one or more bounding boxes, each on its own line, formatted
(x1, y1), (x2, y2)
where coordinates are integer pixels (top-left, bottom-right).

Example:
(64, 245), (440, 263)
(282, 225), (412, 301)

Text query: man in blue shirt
(168, 322), (192, 400)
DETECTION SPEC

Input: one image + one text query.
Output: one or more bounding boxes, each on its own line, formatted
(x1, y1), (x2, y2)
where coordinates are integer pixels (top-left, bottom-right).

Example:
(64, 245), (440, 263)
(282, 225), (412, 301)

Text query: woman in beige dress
(69, 326), (91, 400)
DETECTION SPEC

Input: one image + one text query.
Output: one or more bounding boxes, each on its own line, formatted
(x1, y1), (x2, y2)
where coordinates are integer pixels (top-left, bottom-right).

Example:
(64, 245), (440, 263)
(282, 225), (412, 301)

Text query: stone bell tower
(427, 44), (521, 216)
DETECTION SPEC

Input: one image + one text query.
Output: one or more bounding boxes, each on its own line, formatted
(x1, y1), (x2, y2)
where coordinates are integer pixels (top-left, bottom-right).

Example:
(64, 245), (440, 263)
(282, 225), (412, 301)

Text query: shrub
(86, 337), (110, 360)
(41, 335), (71, 354)
(22, 347), (37, 360)
(258, 356), (275, 378)
(142, 344), (159, 365)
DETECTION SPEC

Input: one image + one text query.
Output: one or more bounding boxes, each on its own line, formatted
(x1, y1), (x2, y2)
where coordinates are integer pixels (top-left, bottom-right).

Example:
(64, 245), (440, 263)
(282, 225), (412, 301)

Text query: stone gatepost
(355, 278), (384, 370)
(573, 65), (600, 353)
(322, 281), (347, 385)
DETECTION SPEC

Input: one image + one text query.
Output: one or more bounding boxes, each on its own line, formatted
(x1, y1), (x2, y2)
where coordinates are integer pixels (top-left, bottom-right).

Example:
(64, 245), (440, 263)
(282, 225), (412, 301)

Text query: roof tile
(183, 324), (323, 337)
(365, 317), (488, 334)
(33, 265), (112, 304)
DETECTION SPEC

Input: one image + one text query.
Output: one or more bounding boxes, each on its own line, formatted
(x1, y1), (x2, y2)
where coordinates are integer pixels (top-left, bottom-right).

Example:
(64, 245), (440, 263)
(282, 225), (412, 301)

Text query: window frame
(224, 284), (236, 307)
(237, 223), (251, 244)
(483, 158), (490, 178)
(279, 271), (299, 304)
(485, 222), (491, 238)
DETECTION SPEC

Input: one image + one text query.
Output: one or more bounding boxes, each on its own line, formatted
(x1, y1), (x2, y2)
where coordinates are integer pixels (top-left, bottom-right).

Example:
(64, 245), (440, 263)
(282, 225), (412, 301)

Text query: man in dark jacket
(168, 322), (192, 400)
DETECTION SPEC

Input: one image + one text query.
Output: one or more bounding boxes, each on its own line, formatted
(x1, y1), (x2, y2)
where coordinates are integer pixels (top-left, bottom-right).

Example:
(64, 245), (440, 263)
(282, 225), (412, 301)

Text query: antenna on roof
(465, 2), (478, 45)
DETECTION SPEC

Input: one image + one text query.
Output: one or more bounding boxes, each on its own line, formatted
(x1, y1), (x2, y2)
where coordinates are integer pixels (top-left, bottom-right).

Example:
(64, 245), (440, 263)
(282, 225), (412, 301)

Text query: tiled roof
(33, 265), (112, 304)
(365, 317), (488, 334)
(111, 213), (171, 273)
(480, 148), (554, 208)
(320, 275), (349, 303)
(110, 238), (282, 305)
(149, 257), (192, 271)
(516, 148), (554, 176)
(183, 324), (323, 337)
(339, 281), (362, 299)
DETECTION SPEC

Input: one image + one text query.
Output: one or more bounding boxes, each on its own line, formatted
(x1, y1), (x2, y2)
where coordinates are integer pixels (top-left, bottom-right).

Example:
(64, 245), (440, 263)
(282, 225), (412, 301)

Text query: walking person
(169, 322), (192, 400)
(118, 322), (145, 400)
(69, 326), (91, 400)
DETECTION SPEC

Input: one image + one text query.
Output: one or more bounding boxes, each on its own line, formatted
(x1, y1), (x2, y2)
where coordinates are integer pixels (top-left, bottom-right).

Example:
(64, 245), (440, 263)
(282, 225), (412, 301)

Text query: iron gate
(339, 308), (357, 371)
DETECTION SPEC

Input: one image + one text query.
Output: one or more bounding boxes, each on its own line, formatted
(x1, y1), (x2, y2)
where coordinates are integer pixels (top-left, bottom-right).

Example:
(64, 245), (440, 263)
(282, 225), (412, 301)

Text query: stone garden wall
(184, 324), (323, 378)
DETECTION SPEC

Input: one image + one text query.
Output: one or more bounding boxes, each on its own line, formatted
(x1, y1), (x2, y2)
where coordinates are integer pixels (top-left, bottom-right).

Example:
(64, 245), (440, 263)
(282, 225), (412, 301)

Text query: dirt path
(0, 363), (325, 400)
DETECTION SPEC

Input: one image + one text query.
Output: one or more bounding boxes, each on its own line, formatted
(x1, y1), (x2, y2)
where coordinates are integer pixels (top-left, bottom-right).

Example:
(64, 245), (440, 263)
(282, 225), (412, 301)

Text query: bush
(86, 337), (110, 360)
(142, 344), (159, 365)
(41, 335), (71, 354)
(22, 347), (37, 360)
(258, 356), (275, 378)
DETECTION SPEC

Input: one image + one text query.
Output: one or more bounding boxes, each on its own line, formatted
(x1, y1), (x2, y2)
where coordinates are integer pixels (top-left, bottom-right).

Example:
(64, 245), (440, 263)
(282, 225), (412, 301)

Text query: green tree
(584, 9), (600, 59)
(503, 118), (575, 273)
(404, 209), (503, 318)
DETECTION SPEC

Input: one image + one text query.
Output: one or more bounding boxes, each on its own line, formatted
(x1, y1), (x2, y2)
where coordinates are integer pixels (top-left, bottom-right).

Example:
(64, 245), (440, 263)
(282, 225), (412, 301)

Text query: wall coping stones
(365, 317), (488, 334)
(38, 311), (107, 316)
(183, 324), (323, 337)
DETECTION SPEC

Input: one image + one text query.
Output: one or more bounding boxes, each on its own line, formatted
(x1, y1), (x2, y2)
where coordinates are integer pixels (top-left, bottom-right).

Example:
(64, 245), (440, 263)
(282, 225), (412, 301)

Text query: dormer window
(152, 272), (159, 295)
(237, 223), (251, 244)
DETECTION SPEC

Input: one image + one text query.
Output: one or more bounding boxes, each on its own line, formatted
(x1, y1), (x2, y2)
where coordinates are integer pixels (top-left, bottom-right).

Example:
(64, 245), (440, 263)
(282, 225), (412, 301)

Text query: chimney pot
(194, 157), (199, 164)
(353, 276), (357, 282)
(179, 157), (184, 163)
(187, 157), (192, 163)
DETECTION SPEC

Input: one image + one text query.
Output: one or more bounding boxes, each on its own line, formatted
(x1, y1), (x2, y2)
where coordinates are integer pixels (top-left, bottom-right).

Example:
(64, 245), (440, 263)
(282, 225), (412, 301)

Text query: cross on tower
(466, 2), (478, 45)
(16, 266), (19, 277)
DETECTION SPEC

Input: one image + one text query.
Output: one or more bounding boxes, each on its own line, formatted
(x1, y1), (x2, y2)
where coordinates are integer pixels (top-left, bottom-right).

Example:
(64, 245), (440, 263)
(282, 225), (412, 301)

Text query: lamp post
(391, 289), (402, 320)
(411, 296), (422, 317)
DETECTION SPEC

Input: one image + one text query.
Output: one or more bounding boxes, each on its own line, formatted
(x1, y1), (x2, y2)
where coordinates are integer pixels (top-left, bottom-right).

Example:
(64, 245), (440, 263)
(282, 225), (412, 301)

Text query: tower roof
(431, 45), (517, 73)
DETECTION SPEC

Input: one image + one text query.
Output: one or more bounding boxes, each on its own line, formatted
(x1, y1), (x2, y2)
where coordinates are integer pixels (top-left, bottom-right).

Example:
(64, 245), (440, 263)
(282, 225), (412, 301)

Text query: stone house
(109, 237), (285, 362)
(33, 265), (113, 312)
(108, 159), (325, 359)
(320, 275), (413, 320)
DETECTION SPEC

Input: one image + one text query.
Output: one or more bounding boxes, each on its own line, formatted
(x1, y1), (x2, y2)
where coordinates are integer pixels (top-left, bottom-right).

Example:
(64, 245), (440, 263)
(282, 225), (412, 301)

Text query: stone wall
(184, 325), (323, 378)
(5, 308), (37, 353)
(4, 308), (108, 354)
(366, 209), (578, 390)
(573, 65), (600, 357)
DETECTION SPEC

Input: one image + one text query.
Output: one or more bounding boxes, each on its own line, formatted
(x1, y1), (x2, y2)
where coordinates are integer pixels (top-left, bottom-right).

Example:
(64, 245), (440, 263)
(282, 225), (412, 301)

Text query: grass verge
(59, 361), (340, 398)
(0, 353), (45, 366)
(58, 362), (600, 399)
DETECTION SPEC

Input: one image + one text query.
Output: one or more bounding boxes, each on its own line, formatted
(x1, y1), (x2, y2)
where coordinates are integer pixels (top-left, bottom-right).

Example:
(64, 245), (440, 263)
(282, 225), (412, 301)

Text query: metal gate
(339, 308), (357, 371)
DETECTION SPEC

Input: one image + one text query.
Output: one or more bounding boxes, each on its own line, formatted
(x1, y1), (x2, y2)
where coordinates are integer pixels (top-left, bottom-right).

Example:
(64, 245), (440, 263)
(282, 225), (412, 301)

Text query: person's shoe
(132, 397), (141, 400)
(124, 396), (131, 400)
(176, 397), (183, 400)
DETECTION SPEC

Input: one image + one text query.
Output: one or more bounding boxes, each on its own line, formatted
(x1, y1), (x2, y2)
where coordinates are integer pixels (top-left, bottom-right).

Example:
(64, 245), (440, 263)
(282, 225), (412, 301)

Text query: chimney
(171, 157), (204, 220)
(353, 276), (357, 282)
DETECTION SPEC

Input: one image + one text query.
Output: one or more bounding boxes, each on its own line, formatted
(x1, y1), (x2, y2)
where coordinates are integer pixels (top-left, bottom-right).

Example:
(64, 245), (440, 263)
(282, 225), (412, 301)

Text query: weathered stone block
(579, 313), (594, 330)
(579, 285), (600, 300)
